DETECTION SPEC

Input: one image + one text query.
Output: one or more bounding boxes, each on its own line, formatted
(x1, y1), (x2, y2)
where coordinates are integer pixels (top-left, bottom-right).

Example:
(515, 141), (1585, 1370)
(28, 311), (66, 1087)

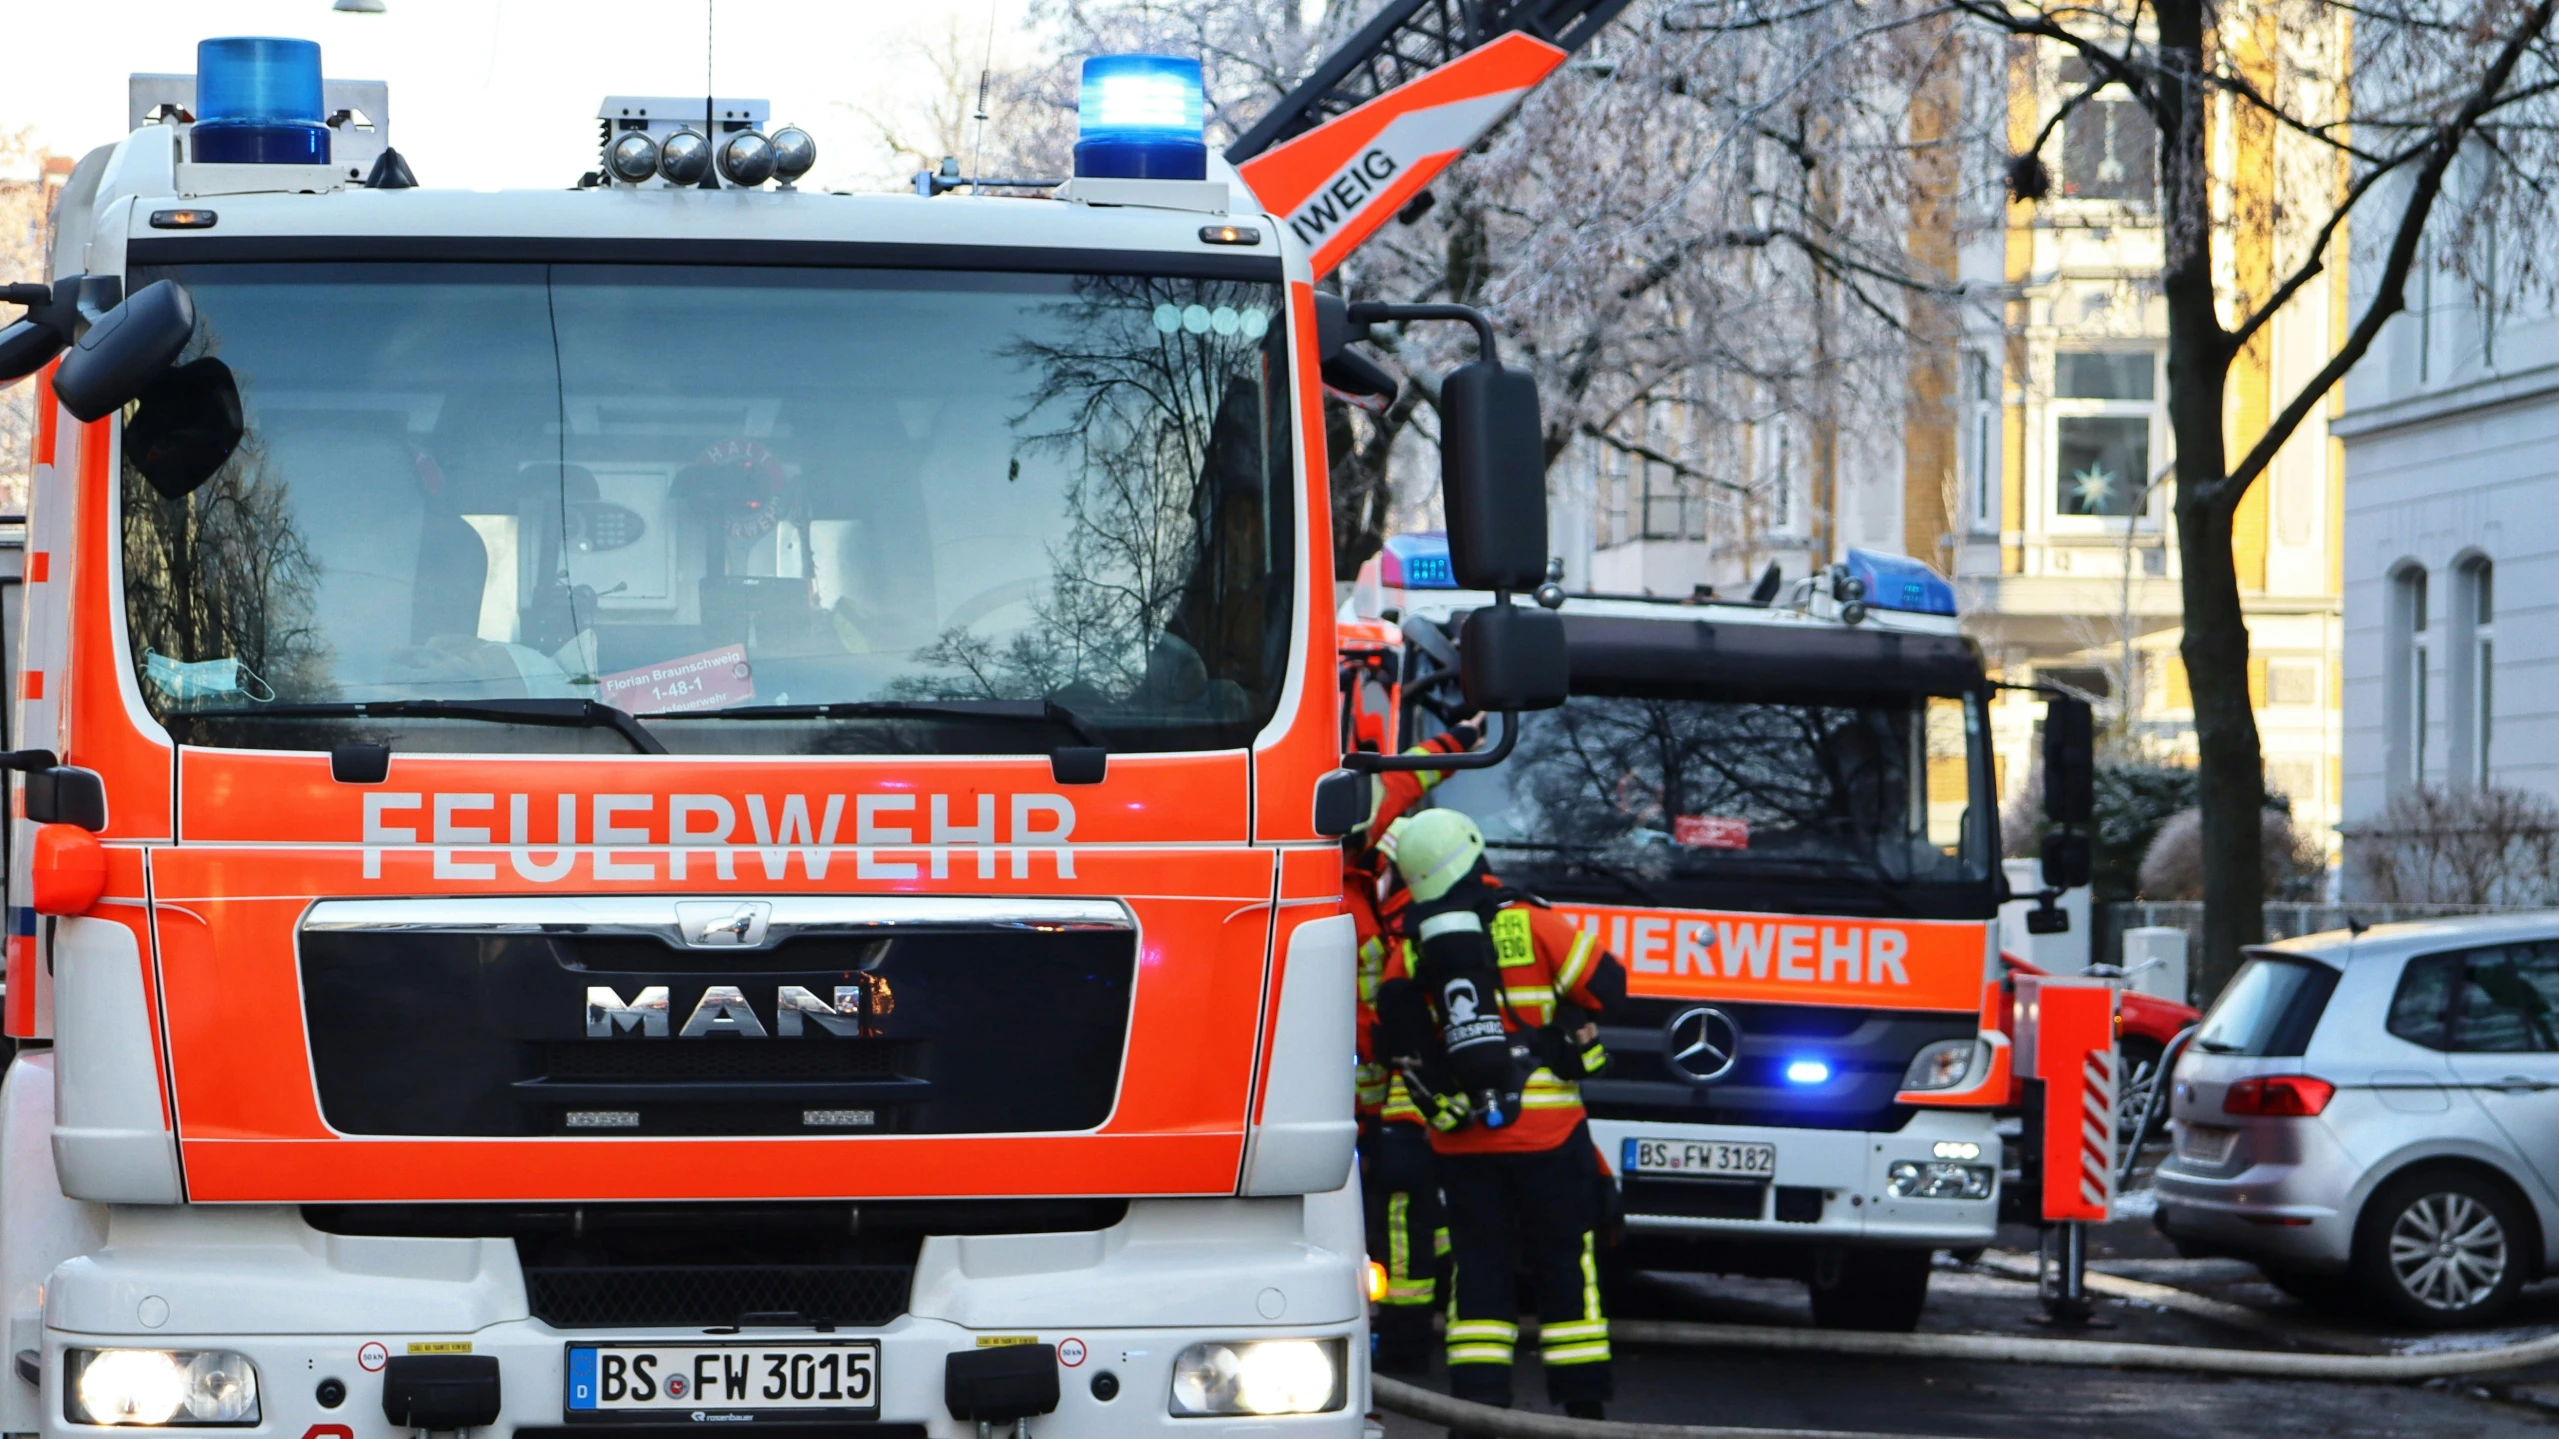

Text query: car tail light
(2224, 1075), (2334, 1116)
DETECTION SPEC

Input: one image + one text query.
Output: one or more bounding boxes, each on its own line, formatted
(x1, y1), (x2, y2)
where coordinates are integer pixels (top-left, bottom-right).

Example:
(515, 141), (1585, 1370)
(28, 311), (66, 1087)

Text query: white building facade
(2337, 224), (2559, 862)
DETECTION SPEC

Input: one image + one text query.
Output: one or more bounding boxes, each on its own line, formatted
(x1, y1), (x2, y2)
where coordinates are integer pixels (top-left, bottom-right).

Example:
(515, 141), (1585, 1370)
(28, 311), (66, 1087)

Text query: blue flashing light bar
(192, 37), (331, 165)
(1378, 533), (1456, 590)
(1783, 1059), (1832, 1086)
(1843, 548), (1958, 617)
(1074, 54), (1207, 181)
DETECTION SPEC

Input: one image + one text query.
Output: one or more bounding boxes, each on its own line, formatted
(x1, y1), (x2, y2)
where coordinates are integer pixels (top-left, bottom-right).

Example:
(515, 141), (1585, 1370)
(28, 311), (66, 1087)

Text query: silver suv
(2155, 913), (2559, 1326)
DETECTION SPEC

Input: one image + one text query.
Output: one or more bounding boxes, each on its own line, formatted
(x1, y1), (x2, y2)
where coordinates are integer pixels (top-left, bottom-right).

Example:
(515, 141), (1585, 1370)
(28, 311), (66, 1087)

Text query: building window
(2050, 349), (2158, 521)
(2452, 554), (2494, 784)
(2266, 660), (2319, 707)
(2059, 58), (2157, 203)
(2386, 563), (2430, 792)
(1967, 350), (1998, 530)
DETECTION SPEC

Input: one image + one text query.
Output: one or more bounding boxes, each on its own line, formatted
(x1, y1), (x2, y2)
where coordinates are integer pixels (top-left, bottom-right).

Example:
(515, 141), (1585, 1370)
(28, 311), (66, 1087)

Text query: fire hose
(1369, 1318), (2559, 1439)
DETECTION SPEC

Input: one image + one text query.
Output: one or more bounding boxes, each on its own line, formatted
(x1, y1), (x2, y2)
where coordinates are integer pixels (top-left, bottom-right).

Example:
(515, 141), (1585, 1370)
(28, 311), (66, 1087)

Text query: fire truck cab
(0, 39), (1424, 1439)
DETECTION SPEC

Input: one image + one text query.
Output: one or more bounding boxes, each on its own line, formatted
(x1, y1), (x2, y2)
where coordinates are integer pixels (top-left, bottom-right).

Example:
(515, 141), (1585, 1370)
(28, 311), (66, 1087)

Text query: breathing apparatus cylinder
(1413, 909), (1526, 1128)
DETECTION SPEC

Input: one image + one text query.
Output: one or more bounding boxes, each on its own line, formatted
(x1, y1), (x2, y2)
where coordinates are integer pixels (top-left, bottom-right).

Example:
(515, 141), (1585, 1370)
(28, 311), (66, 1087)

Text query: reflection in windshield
(119, 263), (1293, 755)
(1426, 687), (1988, 887)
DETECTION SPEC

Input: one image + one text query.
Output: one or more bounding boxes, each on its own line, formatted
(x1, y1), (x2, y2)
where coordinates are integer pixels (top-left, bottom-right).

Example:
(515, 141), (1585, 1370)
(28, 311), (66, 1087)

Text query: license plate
(1624, 1137), (1777, 1178)
(566, 1343), (880, 1419)
(2175, 1123), (2238, 1165)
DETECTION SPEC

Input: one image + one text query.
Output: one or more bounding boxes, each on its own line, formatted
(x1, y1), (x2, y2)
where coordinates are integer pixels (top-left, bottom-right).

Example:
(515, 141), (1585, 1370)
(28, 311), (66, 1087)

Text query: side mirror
(2042, 694), (2094, 826)
(1438, 357), (1548, 591)
(25, 765), (107, 832)
(1458, 604), (1567, 713)
(55, 279), (196, 423)
(2039, 828), (2092, 893)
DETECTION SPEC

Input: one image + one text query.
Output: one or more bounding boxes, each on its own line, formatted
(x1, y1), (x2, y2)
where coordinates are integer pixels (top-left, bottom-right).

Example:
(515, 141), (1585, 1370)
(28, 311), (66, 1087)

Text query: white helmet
(1388, 808), (1486, 903)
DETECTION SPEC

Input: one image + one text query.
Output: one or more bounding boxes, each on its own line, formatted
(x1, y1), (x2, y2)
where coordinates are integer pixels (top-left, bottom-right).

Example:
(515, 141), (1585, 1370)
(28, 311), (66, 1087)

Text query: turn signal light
(1364, 1260), (1387, 1304)
(2224, 1075), (2334, 1117)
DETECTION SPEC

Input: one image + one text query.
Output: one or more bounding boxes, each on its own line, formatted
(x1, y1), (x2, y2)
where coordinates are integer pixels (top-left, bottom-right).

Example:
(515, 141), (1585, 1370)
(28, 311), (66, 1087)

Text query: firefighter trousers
(1437, 1134), (1612, 1407)
(1360, 1119), (1447, 1311)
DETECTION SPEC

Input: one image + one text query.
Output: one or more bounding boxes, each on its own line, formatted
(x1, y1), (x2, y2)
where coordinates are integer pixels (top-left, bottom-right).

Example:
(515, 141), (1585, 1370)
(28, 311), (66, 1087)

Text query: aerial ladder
(1226, 0), (1635, 277)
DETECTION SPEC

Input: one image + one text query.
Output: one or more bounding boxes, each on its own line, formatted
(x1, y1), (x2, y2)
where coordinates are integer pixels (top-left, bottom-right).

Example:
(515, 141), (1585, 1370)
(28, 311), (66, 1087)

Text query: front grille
(300, 924), (1133, 1137)
(1623, 1176), (1765, 1221)
(526, 1264), (913, 1328)
(1586, 999), (1976, 1133)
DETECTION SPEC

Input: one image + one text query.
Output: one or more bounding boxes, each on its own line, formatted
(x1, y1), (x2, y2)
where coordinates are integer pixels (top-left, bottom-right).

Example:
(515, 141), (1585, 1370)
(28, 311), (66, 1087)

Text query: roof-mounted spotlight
(768, 125), (816, 187)
(1074, 54), (1207, 181)
(715, 130), (776, 187)
(658, 128), (713, 185)
(604, 131), (660, 184)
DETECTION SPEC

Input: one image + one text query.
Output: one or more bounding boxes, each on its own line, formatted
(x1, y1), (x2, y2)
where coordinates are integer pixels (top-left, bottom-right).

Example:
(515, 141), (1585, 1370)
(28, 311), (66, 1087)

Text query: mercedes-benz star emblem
(1663, 1006), (1742, 1086)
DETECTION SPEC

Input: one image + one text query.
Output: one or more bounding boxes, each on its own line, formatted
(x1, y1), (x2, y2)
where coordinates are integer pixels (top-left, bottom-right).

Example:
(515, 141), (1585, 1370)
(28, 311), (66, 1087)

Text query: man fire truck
(0, 31), (1589, 1439)
(1346, 535), (2096, 1330)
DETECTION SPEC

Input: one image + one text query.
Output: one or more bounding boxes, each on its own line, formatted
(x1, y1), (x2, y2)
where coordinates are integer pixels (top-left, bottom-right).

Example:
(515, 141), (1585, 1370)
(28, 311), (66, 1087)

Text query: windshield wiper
(674, 697), (1105, 746)
(176, 698), (667, 755)
(673, 698), (1109, 782)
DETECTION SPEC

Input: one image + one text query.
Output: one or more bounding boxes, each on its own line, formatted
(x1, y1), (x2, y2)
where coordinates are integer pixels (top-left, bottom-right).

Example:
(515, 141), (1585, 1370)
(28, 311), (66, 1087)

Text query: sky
(0, 0), (1042, 191)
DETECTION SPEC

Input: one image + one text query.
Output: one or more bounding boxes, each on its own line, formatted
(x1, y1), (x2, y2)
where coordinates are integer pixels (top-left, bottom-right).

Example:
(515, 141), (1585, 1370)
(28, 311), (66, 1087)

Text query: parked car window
(2387, 952), (2461, 1049)
(2192, 955), (2340, 1058)
(2451, 942), (2559, 1052)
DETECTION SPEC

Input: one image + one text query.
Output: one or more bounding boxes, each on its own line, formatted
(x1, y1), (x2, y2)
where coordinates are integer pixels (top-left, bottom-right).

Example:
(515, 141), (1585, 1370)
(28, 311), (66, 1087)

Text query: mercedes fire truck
(0, 33), (1604, 1439)
(1345, 537), (2093, 1330)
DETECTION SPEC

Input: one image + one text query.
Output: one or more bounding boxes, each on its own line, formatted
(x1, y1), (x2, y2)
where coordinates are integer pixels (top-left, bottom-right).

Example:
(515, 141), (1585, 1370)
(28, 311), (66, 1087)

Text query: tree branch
(2224, 138), (2429, 354)
(2218, 0), (2559, 505)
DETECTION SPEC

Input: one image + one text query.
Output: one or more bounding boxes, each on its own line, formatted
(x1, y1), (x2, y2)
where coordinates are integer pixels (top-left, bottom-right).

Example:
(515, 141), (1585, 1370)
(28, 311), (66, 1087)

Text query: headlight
(1168, 1339), (1343, 1417)
(66, 1350), (260, 1426)
(1885, 1160), (1995, 1200)
(1900, 1038), (1982, 1092)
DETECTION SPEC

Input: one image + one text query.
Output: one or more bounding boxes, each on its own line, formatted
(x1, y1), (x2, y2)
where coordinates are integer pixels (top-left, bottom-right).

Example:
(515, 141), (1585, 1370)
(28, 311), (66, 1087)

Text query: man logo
(1663, 1006), (1742, 1086)
(586, 985), (864, 1038)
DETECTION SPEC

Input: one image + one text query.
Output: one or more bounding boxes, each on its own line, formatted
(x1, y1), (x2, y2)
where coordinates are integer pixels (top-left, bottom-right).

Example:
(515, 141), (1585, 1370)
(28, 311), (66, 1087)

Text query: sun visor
(1553, 614), (1985, 699)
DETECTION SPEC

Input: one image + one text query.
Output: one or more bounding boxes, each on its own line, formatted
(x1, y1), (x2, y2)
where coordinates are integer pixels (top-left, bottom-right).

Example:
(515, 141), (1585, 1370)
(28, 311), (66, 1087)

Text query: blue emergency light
(1843, 548), (1958, 617)
(1378, 533), (1456, 590)
(1074, 54), (1207, 181)
(1783, 1058), (1832, 1086)
(191, 37), (330, 165)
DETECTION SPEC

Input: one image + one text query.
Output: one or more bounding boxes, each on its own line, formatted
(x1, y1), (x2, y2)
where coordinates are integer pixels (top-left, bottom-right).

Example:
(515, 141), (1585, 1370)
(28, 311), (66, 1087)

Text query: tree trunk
(2154, 0), (2265, 999)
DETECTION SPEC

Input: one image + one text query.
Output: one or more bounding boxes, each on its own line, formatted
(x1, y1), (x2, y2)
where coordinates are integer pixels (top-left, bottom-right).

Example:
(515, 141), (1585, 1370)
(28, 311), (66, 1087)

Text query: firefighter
(1344, 721), (1477, 1372)
(1376, 807), (1625, 1425)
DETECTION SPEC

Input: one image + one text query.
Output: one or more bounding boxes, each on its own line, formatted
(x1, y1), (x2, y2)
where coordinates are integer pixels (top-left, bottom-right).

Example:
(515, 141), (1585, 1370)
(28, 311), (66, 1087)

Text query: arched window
(2386, 562), (2430, 792)
(2451, 554), (2495, 784)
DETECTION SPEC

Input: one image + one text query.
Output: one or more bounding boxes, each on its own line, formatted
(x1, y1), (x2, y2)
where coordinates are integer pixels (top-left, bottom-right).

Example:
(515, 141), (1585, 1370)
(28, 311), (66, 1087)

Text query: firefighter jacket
(1349, 733), (1470, 1120)
(1386, 900), (1619, 1155)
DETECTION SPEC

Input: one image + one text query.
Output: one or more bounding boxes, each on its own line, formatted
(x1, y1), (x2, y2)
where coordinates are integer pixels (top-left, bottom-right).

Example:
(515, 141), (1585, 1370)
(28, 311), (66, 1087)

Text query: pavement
(1372, 1198), (2559, 1438)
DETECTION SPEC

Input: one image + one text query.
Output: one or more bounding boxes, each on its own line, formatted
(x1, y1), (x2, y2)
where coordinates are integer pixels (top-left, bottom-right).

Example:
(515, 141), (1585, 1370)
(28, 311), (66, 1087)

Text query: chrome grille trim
(303, 895), (1133, 949)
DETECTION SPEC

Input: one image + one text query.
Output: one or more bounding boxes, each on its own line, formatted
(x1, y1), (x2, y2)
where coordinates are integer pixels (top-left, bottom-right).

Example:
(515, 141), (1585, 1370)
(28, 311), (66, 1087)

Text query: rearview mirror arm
(1344, 709), (1516, 774)
(1344, 300), (1499, 363)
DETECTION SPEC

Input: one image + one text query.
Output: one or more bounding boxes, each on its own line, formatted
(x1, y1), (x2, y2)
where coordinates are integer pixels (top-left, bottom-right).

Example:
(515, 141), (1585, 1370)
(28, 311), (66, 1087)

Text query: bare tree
(0, 128), (61, 515)
(2350, 785), (2559, 908)
(1945, 0), (2559, 993)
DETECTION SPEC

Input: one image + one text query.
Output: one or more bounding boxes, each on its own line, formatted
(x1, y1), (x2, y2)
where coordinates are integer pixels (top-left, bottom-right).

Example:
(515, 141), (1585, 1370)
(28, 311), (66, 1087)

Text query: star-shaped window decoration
(2072, 462), (2119, 512)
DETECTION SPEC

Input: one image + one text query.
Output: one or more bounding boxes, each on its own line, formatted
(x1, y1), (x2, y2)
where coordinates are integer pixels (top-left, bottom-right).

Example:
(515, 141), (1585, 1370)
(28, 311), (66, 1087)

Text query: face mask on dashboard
(144, 651), (274, 704)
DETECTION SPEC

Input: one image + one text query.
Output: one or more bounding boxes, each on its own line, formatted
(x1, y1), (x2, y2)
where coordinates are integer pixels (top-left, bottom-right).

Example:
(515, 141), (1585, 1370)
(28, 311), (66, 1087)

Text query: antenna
(700, 0), (721, 189)
(967, 0), (997, 190)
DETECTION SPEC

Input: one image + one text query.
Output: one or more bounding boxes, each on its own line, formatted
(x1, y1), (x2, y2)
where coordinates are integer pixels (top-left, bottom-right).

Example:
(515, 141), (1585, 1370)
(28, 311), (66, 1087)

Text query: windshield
(1425, 684), (1992, 896)
(119, 261), (1294, 755)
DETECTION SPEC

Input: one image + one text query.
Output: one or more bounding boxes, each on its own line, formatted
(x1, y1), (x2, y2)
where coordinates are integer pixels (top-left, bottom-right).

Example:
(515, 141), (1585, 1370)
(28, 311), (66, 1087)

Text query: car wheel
(1807, 1248), (1931, 1332)
(2353, 1169), (2529, 1327)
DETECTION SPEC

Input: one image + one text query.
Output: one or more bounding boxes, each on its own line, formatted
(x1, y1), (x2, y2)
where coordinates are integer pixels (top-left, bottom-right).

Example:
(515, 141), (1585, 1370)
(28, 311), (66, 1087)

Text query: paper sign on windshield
(1555, 901), (1988, 1013)
(1673, 815), (1749, 849)
(599, 645), (755, 715)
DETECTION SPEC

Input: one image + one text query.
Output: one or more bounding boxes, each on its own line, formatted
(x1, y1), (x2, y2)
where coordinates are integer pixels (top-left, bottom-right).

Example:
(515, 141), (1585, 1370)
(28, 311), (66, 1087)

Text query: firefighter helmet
(1388, 808), (1485, 903)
